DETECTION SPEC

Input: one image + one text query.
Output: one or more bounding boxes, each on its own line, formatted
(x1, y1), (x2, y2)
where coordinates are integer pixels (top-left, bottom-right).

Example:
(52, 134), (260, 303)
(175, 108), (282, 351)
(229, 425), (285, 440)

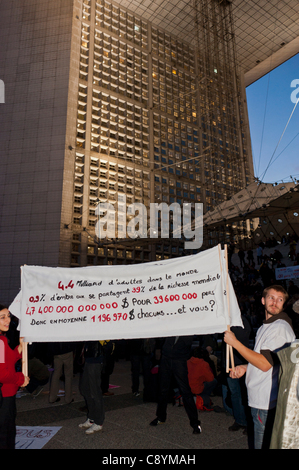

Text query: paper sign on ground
(15, 426), (61, 449)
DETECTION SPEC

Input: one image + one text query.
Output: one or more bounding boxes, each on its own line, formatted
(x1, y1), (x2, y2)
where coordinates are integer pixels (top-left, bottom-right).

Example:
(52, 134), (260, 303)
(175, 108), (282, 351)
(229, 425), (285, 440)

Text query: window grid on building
(71, 0), (251, 266)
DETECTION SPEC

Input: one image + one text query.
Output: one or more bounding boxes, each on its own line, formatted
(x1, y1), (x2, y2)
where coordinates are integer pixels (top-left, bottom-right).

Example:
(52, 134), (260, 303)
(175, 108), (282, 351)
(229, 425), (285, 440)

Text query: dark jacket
(231, 315), (252, 366)
(130, 338), (156, 356)
(48, 342), (75, 357)
(161, 336), (194, 361)
(84, 341), (104, 364)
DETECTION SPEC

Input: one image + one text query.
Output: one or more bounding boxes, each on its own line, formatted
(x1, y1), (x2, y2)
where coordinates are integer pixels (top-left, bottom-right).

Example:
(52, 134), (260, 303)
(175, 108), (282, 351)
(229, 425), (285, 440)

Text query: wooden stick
(20, 265), (28, 378)
(218, 245), (232, 372)
(224, 245), (235, 372)
(229, 341), (235, 372)
(22, 341), (28, 377)
(226, 341), (230, 373)
(226, 325), (235, 372)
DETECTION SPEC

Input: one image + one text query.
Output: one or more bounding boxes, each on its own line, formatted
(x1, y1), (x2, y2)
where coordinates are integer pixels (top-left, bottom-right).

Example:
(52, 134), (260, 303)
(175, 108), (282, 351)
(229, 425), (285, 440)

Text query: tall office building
(0, 0), (253, 304)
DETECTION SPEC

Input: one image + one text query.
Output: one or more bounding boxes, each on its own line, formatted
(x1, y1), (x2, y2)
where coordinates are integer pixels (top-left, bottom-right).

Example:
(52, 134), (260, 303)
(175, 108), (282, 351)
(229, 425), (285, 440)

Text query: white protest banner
(9, 246), (242, 342)
(275, 265), (299, 280)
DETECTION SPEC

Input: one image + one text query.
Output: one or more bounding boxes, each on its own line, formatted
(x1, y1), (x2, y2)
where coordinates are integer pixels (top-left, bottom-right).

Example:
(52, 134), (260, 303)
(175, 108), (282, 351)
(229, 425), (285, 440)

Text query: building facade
(0, 0), (253, 304)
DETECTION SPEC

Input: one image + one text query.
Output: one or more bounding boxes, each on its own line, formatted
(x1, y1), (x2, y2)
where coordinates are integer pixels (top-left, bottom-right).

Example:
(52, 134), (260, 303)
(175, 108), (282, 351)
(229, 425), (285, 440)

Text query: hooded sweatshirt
(0, 335), (24, 398)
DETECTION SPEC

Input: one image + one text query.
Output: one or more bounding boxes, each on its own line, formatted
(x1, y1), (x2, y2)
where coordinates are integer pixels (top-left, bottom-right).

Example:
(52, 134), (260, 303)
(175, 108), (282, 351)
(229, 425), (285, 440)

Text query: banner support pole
(22, 341), (28, 377)
(224, 245), (235, 373)
(20, 265), (28, 378)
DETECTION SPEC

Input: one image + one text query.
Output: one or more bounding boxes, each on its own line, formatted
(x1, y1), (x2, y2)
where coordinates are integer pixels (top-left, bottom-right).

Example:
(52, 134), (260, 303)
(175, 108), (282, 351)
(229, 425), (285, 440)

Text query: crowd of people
(1, 238), (299, 449)
(228, 239), (299, 338)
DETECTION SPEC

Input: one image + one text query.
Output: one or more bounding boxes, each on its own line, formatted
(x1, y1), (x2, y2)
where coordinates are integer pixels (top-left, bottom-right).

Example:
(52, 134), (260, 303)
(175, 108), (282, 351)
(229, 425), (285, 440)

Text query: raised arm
(224, 330), (272, 373)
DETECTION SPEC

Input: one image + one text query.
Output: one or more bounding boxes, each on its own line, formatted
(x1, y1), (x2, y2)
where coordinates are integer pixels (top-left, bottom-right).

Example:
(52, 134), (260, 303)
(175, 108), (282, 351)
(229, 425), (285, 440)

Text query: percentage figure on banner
(29, 294), (46, 303)
(131, 286), (145, 294)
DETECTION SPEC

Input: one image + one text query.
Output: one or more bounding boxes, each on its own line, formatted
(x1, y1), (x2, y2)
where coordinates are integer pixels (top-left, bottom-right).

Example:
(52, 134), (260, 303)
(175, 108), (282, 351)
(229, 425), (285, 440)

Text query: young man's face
(261, 289), (286, 319)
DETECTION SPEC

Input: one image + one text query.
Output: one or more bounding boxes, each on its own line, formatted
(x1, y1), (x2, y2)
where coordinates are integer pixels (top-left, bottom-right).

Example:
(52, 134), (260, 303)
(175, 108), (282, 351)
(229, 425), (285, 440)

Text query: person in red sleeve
(0, 305), (30, 449)
(187, 347), (217, 411)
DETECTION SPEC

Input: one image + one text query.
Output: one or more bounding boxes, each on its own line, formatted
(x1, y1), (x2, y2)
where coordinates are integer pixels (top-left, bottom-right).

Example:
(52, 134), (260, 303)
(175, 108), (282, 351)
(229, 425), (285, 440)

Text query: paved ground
(15, 358), (250, 451)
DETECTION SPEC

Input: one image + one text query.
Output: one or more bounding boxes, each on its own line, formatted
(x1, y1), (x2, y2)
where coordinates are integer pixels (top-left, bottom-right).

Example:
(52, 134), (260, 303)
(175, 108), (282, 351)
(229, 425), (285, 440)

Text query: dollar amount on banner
(153, 293), (197, 304)
(26, 303), (123, 316)
(91, 313), (128, 322)
(26, 305), (75, 315)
